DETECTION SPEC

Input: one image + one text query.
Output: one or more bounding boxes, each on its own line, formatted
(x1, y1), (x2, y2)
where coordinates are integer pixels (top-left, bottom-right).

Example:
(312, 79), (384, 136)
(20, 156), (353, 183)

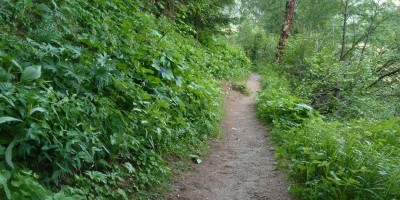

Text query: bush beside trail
(0, 1), (250, 199)
(256, 65), (400, 199)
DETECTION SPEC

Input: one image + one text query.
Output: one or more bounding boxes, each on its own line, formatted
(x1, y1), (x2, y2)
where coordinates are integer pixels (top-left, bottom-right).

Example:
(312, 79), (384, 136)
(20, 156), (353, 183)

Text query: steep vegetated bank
(0, 0), (249, 199)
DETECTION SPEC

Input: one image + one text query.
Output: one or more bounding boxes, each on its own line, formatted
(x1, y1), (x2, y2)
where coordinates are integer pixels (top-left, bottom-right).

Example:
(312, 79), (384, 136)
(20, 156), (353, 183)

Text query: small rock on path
(165, 74), (292, 200)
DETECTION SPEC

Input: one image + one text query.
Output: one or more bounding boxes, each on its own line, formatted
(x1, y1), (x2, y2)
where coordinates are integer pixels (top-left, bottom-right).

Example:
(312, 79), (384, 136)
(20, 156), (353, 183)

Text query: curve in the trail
(166, 74), (292, 200)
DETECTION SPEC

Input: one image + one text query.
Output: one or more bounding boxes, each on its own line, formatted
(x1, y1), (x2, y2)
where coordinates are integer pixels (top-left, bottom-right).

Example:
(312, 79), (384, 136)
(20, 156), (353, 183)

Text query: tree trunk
(275, 0), (296, 64)
(194, 12), (200, 41)
(339, 0), (349, 61)
(359, 5), (379, 64)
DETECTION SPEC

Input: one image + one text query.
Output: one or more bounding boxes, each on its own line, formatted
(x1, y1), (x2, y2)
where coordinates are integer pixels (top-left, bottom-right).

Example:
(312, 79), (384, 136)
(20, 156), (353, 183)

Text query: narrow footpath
(166, 74), (292, 200)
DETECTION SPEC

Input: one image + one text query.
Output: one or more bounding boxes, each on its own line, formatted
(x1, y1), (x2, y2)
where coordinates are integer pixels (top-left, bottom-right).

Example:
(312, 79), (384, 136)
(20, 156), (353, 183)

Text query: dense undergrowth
(0, 0), (250, 199)
(256, 65), (400, 199)
(235, 0), (399, 198)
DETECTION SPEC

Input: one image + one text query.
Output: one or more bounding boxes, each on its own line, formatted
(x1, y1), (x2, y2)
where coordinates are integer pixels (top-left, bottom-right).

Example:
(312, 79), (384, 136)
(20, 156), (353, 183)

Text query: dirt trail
(165, 74), (292, 200)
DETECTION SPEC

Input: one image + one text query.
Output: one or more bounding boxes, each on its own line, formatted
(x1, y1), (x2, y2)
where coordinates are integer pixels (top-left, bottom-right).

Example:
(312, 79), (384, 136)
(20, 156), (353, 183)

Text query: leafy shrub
(0, 0), (250, 199)
(234, 23), (279, 64)
(203, 40), (251, 80)
(257, 65), (321, 129)
(279, 33), (398, 120)
(257, 64), (400, 199)
(257, 91), (320, 128)
(281, 119), (400, 199)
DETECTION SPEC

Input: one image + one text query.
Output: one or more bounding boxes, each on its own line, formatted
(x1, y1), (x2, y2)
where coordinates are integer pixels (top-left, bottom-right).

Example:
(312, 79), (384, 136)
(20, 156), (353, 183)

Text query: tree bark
(275, 0), (295, 64)
(359, 4), (380, 64)
(339, 0), (349, 61)
(195, 14), (200, 41)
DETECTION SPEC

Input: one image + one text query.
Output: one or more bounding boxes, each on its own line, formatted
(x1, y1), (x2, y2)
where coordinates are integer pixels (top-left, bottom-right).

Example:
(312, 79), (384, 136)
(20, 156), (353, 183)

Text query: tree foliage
(239, 0), (400, 117)
(151, 0), (236, 43)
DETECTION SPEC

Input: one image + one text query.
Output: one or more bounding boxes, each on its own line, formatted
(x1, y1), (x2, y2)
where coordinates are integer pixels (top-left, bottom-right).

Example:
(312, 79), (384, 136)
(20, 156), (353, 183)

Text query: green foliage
(239, 0), (399, 199)
(231, 82), (250, 96)
(257, 91), (320, 128)
(234, 24), (278, 64)
(150, 0), (236, 43)
(294, 0), (341, 32)
(257, 65), (321, 129)
(256, 64), (400, 199)
(278, 0), (399, 119)
(281, 119), (400, 200)
(281, 33), (399, 119)
(202, 39), (251, 79)
(238, 0), (399, 120)
(0, 0), (250, 199)
(0, 167), (57, 200)
(239, 0), (286, 34)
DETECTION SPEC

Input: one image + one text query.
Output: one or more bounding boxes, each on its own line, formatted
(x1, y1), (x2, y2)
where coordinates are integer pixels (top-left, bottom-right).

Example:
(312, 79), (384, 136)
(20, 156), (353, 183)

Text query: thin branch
(339, 0), (349, 61)
(376, 58), (399, 73)
(340, 12), (390, 61)
(367, 68), (400, 88)
(359, 3), (380, 64)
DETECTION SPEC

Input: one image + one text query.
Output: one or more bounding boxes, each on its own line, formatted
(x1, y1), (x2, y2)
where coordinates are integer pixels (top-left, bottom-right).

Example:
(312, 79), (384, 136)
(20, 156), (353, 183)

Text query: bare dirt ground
(165, 74), (292, 200)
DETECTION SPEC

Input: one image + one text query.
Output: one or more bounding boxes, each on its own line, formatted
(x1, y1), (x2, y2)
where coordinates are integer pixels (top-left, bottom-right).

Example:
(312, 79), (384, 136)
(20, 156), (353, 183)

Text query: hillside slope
(0, 1), (249, 199)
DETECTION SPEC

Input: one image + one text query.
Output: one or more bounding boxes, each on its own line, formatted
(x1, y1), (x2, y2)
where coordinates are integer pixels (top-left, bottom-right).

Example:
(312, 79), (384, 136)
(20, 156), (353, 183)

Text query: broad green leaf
(11, 59), (22, 72)
(117, 188), (128, 200)
(21, 65), (41, 81)
(162, 69), (174, 80)
(0, 94), (15, 107)
(151, 60), (160, 70)
(0, 116), (22, 124)
(5, 141), (16, 169)
(329, 171), (342, 182)
(121, 19), (133, 35)
(132, 108), (142, 112)
(176, 76), (182, 87)
(29, 107), (47, 115)
(0, 170), (11, 200)
(0, 82), (13, 91)
(344, 177), (360, 185)
(33, 4), (52, 14)
(295, 103), (313, 111)
(123, 162), (136, 174)
(5, 138), (27, 169)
